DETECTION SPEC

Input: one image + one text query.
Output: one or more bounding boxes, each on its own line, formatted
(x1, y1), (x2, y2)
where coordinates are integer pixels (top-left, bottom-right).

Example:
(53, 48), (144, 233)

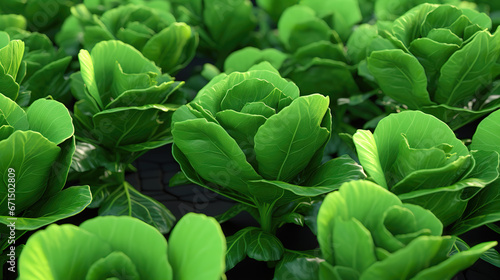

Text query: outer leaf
(353, 130), (388, 188)
(333, 217), (377, 272)
(305, 154), (366, 186)
(99, 182), (175, 234)
(92, 104), (175, 148)
(435, 31), (500, 106)
(172, 118), (261, 195)
(367, 49), (433, 109)
(26, 99), (74, 145)
(412, 241), (497, 279)
(0, 131), (60, 214)
(168, 213), (226, 280)
(359, 236), (454, 280)
(470, 108), (500, 153)
(80, 216), (172, 280)
(224, 47), (288, 73)
(0, 39), (24, 81)
(18, 224), (112, 280)
(246, 228), (284, 261)
(142, 22), (197, 74)
(317, 180), (402, 263)
(274, 251), (322, 280)
(254, 94), (330, 181)
(0, 186), (92, 231)
(225, 228), (250, 271)
(0, 93), (28, 130)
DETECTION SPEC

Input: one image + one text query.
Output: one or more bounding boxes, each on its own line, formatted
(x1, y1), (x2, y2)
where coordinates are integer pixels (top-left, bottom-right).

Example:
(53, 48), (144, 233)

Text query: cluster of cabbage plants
(1, 0), (500, 279)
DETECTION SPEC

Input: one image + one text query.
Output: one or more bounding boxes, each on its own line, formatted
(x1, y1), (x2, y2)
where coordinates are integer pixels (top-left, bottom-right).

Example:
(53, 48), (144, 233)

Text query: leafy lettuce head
(363, 3), (500, 129)
(353, 111), (499, 225)
(172, 62), (365, 211)
(72, 40), (183, 164)
(57, 3), (197, 74)
(0, 95), (91, 230)
(317, 180), (496, 280)
(18, 213), (226, 280)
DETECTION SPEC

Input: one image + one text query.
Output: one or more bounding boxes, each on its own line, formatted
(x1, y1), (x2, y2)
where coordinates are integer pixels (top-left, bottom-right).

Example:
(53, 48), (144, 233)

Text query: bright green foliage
(317, 180), (496, 280)
(82, 0), (172, 15)
(0, 0), (78, 38)
(2, 21), (72, 106)
(72, 40), (183, 163)
(451, 109), (500, 235)
(56, 3), (198, 74)
(18, 213), (226, 280)
(361, 3), (500, 129)
(0, 94), (91, 232)
(374, 0), (460, 21)
(256, 0), (299, 22)
(172, 62), (365, 265)
(70, 40), (180, 233)
(353, 111), (500, 226)
(170, 0), (257, 60)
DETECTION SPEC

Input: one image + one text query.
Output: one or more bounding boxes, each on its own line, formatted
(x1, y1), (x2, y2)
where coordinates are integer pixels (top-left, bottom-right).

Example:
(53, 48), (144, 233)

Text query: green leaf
(26, 99), (74, 145)
(194, 65), (299, 115)
(142, 22), (197, 74)
(274, 251), (322, 280)
(87, 40), (161, 106)
(408, 38), (459, 92)
(172, 118), (261, 195)
(24, 56), (72, 103)
(106, 81), (182, 109)
(81, 215), (172, 280)
(168, 213), (226, 280)
(367, 49), (433, 109)
(470, 108), (500, 153)
(451, 176), (500, 235)
(203, 0), (256, 54)
(254, 94), (330, 181)
(0, 131), (60, 214)
(99, 182), (176, 234)
(246, 228), (284, 261)
(317, 180), (402, 263)
(419, 5), (463, 37)
(86, 251), (140, 280)
(278, 5), (317, 50)
(286, 59), (360, 97)
(411, 241), (497, 280)
(352, 129), (388, 188)
(305, 154), (366, 186)
(78, 49), (104, 109)
(18, 224), (112, 280)
(359, 236), (452, 279)
(0, 92), (28, 130)
(225, 228), (251, 271)
(92, 104), (175, 148)
(0, 39), (24, 81)
(333, 217), (377, 272)
(0, 186), (92, 231)
(435, 31), (500, 106)
(220, 79), (282, 111)
(224, 47), (288, 73)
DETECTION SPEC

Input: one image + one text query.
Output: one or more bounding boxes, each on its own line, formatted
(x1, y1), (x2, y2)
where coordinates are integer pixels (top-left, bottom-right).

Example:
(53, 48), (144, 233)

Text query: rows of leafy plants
(1, 0), (500, 279)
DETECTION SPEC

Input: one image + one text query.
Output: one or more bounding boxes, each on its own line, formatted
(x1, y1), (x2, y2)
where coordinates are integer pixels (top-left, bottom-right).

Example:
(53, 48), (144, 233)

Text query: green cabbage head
(172, 62), (366, 210)
(353, 111), (499, 225)
(18, 213), (226, 280)
(317, 180), (496, 280)
(0, 94), (91, 231)
(364, 3), (500, 129)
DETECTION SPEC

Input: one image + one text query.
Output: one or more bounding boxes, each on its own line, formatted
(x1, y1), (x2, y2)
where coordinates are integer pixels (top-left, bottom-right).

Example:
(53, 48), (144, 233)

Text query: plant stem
(258, 201), (276, 235)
